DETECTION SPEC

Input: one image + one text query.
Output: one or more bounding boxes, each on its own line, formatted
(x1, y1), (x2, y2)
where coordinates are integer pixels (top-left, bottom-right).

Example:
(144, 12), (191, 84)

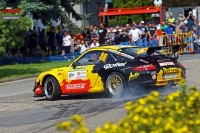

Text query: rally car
(33, 44), (186, 100)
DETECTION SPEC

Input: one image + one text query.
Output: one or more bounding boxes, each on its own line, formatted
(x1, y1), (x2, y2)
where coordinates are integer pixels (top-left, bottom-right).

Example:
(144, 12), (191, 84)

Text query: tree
(162, 0), (200, 7)
(111, 0), (154, 25)
(21, 0), (90, 33)
(0, 3), (32, 56)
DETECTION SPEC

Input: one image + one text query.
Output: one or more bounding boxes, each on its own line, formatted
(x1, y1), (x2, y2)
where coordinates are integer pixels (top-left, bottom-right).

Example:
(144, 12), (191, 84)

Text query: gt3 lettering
(66, 83), (86, 89)
(129, 72), (139, 81)
(159, 62), (175, 66)
(104, 62), (127, 70)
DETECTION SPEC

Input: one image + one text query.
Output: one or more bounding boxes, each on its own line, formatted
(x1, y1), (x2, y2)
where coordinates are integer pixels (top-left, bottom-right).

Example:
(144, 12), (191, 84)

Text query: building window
(84, 2), (90, 14)
(96, 2), (101, 13)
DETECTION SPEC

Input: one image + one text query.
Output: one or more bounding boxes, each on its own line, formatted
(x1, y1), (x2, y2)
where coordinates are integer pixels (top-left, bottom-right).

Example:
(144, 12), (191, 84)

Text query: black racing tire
(105, 72), (128, 96)
(44, 76), (61, 101)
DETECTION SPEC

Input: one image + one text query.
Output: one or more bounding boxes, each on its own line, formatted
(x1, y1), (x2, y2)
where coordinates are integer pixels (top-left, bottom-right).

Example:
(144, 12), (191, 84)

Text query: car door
(66, 50), (105, 94)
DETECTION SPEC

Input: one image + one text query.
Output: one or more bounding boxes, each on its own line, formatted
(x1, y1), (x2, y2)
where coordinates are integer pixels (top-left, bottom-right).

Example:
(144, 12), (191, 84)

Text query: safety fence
(0, 52), (81, 66)
(158, 32), (200, 55)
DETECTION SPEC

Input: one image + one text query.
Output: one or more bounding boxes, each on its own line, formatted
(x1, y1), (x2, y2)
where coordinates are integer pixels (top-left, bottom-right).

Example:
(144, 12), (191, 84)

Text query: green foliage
(111, 0), (153, 24)
(56, 79), (200, 132)
(0, 4), (32, 56)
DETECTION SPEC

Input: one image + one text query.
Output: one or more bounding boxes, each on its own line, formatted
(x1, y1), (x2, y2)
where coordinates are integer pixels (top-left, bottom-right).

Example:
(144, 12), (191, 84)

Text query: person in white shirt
(90, 40), (100, 48)
(128, 24), (142, 46)
(62, 31), (72, 54)
(80, 41), (90, 53)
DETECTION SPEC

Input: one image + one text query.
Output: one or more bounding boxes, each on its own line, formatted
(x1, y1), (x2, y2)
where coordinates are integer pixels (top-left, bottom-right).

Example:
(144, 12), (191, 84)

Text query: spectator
(15, 49), (23, 58)
(114, 26), (120, 44)
(62, 26), (68, 35)
(167, 13), (176, 24)
(161, 21), (168, 31)
(80, 41), (89, 53)
(36, 27), (41, 44)
(187, 11), (196, 30)
(192, 20), (200, 35)
(105, 39), (110, 44)
(47, 26), (56, 55)
(132, 21), (139, 28)
(28, 29), (37, 52)
(39, 28), (47, 55)
(74, 39), (82, 52)
(98, 23), (107, 45)
(5, 49), (15, 60)
(165, 22), (175, 45)
(91, 29), (99, 41)
(193, 33), (200, 51)
(105, 27), (115, 45)
(180, 20), (190, 33)
(177, 12), (186, 26)
(62, 31), (72, 54)
(139, 21), (148, 47)
(23, 48), (32, 57)
(148, 22), (158, 47)
(128, 24), (142, 46)
(125, 24), (131, 33)
(86, 25), (93, 44)
(76, 32), (84, 41)
(34, 45), (42, 57)
(56, 28), (63, 55)
(119, 28), (129, 45)
(90, 40), (100, 48)
(94, 25), (98, 34)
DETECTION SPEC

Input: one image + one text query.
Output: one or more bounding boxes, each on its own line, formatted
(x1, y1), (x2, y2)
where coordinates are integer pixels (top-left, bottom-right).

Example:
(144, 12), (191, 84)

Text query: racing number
(99, 52), (107, 62)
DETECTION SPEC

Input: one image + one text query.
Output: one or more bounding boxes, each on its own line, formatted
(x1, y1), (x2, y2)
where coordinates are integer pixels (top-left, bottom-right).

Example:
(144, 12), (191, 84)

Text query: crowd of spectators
(3, 11), (200, 65)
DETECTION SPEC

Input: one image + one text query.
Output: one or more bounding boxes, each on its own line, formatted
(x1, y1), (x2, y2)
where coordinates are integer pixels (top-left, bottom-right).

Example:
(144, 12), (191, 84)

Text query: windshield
(119, 48), (161, 56)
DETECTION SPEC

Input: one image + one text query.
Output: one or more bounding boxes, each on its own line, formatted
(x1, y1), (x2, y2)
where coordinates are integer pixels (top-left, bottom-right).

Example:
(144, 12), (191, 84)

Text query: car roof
(89, 45), (138, 51)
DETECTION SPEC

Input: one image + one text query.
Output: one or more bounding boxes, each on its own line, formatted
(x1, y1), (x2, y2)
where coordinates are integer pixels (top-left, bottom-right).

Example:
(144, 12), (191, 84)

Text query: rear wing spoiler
(137, 44), (188, 56)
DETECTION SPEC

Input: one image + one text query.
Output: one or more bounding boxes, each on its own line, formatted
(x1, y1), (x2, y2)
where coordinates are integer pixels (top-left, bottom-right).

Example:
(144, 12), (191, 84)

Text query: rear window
(119, 48), (160, 56)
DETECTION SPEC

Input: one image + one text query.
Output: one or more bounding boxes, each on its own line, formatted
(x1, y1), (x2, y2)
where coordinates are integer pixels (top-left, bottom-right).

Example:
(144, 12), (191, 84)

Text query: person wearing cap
(186, 11), (196, 30)
(139, 21), (148, 47)
(128, 24), (142, 46)
(180, 20), (190, 33)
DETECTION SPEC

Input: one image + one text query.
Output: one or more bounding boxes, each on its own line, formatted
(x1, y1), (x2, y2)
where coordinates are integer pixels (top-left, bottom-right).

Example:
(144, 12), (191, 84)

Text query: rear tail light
(178, 62), (183, 67)
(133, 64), (156, 71)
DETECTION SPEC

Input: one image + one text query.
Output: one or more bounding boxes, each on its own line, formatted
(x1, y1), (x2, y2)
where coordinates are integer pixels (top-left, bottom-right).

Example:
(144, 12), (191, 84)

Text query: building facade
(33, 0), (106, 29)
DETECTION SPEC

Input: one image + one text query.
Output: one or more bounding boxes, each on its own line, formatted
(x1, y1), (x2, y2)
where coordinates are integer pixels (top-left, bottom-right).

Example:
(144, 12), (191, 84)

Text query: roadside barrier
(0, 52), (81, 66)
(158, 32), (196, 55)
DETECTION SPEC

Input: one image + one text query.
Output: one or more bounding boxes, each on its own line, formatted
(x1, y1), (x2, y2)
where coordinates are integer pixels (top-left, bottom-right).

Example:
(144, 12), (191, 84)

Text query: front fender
(36, 71), (64, 87)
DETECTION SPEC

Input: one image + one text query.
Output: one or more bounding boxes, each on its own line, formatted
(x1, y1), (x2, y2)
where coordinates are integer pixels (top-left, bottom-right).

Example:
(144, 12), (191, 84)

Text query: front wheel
(44, 76), (61, 101)
(106, 72), (127, 96)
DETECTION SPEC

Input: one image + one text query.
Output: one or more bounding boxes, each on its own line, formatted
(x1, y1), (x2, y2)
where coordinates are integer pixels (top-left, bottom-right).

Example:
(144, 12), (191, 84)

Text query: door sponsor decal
(99, 52), (108, 62)
(162, 67), (181, 73)
(128, 72), (139, 81)
(66, 83), (86, 89)
(159, 62), (175, 66)
(107, 49), (135, 60)
(104, 62), (127, 70)
(68, 70), (87, 80)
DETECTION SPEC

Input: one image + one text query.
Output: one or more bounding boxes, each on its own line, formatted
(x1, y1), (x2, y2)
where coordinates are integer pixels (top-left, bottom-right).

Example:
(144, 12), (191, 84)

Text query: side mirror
(72, 62), (77, 68)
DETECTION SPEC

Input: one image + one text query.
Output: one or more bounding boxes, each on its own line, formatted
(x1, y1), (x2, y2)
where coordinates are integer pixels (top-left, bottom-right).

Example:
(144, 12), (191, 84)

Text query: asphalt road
(0, 54), (200, 133)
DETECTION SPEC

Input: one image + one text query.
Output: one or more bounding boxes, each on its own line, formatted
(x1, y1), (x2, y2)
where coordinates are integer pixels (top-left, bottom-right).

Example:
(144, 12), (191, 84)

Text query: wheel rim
(107, 74), (123, 95)
(44, 78), (54, 98)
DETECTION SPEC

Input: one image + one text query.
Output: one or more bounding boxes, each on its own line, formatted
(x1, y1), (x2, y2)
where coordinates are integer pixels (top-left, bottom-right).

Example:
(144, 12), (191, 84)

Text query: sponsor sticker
(104, 62), (127, 70)
(162, 67), (181, 73)
(129, 72), (139, 81)
(107, 49), (135, 60)
(99, 52), (108, 62)
(140, 59), (149, 64)
(159, 62), (175, 66)
(68, 71), (86, 80)
(66, 83), (86, 89)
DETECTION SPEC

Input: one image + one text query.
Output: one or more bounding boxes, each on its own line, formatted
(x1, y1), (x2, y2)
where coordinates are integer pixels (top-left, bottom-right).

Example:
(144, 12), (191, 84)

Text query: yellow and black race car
(33, 44), (186, 100)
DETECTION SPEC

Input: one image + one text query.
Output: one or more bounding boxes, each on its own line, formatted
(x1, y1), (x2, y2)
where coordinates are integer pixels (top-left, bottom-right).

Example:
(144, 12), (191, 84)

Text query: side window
(76, 51), (103, 66)
(106, 53), (128, 62)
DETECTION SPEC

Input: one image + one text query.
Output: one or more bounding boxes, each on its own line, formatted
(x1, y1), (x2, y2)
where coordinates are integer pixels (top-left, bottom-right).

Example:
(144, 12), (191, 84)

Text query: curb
(0, 74), (39, 84)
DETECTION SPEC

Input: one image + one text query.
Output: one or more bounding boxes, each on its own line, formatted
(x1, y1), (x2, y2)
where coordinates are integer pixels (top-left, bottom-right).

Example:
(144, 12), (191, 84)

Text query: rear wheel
(44, 76), (61, 101)
(105, 72), (128, 96)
